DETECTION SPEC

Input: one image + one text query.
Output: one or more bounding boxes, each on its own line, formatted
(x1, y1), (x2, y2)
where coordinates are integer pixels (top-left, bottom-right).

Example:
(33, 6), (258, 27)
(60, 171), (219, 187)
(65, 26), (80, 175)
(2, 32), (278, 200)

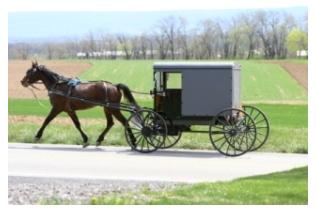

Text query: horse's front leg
(67, 110), (89, 148)
(96, 108), (114, 146)
(35, 107), (61, 141)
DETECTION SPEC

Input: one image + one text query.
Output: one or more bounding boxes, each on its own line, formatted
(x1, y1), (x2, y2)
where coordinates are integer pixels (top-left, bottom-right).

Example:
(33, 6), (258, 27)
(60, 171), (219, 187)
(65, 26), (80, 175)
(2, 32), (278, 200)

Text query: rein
(83, 80), (151, 95)
(26, 81), (47, 108)
(130, 90), (151, 95)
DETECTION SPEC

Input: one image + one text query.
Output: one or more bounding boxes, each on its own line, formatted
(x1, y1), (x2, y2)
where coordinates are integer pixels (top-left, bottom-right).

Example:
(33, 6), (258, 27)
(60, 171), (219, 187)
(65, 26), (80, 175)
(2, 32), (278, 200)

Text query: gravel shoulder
(8, 176), (178, 205)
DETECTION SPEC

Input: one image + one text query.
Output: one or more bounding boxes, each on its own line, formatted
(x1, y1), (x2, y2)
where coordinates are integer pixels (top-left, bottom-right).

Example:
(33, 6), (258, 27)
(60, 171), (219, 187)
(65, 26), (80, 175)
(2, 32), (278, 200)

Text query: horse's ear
(32, 60), (38, 68)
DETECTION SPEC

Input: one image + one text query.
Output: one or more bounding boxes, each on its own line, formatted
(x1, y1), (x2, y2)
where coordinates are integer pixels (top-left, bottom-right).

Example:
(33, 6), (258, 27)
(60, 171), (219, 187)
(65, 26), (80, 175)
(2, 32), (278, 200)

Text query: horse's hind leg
(67, 110), (89, 148)
(35, 107), (61, 141)
(96, 108), (114, 146)
(112, 110), (136, 147)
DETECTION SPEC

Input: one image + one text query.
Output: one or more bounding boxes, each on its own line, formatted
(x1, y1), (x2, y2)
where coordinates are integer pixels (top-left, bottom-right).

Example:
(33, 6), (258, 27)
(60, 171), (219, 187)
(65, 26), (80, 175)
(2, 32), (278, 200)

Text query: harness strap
(103, 82), (108, 103)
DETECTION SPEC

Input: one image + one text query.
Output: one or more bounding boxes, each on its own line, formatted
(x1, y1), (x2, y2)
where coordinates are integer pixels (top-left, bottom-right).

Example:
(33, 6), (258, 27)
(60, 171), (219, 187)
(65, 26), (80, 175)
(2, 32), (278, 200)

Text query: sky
(8, 6), (307, 43)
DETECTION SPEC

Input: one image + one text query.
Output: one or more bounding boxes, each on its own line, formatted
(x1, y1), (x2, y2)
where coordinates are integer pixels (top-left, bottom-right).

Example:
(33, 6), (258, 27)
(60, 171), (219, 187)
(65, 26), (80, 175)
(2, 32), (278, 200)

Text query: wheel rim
(161, 132), (182, 149)
(125, 109), (167, 153)
(209, 108), (257, 157)
(242, 105), (270, 151)
(159, 116), (182, 149)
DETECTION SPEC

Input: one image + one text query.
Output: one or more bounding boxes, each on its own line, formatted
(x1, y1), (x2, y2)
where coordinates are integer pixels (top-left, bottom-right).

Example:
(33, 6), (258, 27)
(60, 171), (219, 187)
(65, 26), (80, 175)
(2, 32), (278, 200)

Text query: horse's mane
(39, 65), (70, 83)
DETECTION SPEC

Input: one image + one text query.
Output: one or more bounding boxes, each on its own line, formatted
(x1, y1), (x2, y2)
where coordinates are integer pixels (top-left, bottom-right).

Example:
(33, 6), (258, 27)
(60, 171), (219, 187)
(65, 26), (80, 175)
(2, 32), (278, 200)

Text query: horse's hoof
(82, 143), (89, 148)
(33, 137), (41, 142)
(96, 141), (102, 147)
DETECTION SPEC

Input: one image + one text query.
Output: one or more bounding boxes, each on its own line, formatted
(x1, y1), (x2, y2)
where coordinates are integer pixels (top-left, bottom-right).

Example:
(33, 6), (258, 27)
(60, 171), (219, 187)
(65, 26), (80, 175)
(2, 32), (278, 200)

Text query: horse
(21, 61), (138, 148)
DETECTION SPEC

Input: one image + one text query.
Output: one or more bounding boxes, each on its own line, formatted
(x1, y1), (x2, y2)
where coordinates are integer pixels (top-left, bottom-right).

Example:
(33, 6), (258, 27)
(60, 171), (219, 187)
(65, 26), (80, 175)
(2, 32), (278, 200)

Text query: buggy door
(163, 72), (182, 120)
(181, 69), (232, 116)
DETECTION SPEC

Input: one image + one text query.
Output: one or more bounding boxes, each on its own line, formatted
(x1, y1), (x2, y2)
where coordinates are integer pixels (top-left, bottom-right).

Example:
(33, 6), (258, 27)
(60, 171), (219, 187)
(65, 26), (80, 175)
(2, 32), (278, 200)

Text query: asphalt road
(8, 143), (307, 183)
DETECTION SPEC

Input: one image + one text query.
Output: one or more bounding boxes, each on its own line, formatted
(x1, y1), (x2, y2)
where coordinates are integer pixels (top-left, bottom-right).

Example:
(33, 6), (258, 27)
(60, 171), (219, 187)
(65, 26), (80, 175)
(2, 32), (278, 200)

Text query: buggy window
(166, 73), (182, 89)
(154, 71), (163, 91)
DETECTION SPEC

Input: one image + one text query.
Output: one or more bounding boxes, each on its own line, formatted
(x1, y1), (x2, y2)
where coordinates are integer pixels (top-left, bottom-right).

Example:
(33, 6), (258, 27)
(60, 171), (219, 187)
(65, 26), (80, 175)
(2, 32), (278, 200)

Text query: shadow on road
(9, 144), (225, 159)
(9, 144), (105, 153)
(120, 149), (224, 159)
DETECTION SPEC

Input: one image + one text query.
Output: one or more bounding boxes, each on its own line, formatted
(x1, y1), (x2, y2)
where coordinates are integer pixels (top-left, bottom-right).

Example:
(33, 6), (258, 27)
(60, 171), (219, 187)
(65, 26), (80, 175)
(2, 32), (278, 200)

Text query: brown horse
(21, 61), (138, 147)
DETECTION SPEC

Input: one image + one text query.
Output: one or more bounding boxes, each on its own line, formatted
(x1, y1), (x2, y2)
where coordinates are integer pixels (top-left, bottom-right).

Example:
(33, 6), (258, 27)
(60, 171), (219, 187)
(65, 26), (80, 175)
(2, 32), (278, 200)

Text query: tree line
(9, 10), (308, 60)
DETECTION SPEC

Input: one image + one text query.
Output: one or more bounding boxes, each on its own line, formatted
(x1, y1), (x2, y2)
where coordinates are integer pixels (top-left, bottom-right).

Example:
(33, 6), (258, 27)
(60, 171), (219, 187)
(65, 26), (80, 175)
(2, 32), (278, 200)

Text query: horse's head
(21, 61), (43, 87)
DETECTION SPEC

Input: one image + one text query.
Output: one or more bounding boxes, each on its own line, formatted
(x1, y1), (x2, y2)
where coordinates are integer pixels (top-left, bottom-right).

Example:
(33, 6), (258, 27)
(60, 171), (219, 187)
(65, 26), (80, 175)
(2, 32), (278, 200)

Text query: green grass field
(79, 60), (307, 102)
(40, 167), (307, 205)
(8, 98), (152, 118)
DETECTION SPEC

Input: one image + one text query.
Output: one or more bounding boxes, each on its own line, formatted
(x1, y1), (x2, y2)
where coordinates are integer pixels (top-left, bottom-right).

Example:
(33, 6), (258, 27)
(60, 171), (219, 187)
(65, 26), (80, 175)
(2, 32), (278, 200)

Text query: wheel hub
(229, 129), (238, 136)
(141, 126), (152, 137)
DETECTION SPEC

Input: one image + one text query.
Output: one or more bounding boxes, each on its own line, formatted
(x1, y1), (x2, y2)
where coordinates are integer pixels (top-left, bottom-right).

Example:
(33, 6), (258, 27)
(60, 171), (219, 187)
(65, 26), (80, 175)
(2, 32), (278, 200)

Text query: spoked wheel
(242, 105), (270, 151)
(125, 109), (167, 153)
(159, 116), (182, 149)
(161, 132), (182, 149)
(209, 108), (257, 157)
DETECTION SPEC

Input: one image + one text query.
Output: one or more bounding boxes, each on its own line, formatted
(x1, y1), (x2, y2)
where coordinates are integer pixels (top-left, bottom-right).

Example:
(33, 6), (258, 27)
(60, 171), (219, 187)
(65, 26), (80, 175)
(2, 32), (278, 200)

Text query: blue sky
(8, 7), (307, 43)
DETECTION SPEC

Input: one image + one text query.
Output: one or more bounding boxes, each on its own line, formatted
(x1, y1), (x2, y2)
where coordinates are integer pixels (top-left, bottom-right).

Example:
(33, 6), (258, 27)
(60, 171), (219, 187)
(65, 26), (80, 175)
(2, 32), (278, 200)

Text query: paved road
(8, 143), (307, 183)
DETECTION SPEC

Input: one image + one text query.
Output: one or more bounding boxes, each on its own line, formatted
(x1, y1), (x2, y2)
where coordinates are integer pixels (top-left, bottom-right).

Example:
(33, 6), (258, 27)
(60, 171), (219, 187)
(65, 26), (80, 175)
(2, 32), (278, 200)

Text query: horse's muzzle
(21, 78), (29, 87)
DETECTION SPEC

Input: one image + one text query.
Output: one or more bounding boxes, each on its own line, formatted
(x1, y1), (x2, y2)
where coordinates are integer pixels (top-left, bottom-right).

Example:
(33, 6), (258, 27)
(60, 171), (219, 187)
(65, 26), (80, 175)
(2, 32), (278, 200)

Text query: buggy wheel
(209, 108), (257, 157)
(242, 105), (270, 151)
(161, 132), (182, 149)
(159, 116), (182, 149)
(125, 109), (167, 153)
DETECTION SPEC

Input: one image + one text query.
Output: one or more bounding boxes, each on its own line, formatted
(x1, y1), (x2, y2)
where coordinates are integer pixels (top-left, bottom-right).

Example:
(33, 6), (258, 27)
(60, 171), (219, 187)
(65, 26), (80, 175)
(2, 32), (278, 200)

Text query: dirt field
(8, 60), (91, 98)
(268, 61), (308, 90)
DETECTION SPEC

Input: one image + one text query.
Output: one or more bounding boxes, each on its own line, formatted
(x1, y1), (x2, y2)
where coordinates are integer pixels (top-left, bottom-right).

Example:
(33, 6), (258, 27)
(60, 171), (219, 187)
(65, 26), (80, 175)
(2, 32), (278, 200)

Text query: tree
(177, 17), (191, 59)
(287, 28), (308, 54)
(157, 16), (187, 59)
(102, 34), (118, 59)
(255, 11), (276, 59)
(240, 13), (258, 59)
(46, 42), (54, 60)
(131, 36), (141, 59)
(15, 43), (30, 60)
(117, 34), (132, 59)
(86, 31), (96, 53)
(198, 19), (222, 59)
(229, 18), (243, 58)
(154, 31), (169, 59)
(139, 34), (149, 59)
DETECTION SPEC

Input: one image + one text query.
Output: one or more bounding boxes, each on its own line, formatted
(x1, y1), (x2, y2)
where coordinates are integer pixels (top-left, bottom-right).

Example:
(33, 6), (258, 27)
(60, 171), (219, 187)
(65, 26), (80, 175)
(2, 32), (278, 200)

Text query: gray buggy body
(153, 62), (241, 125)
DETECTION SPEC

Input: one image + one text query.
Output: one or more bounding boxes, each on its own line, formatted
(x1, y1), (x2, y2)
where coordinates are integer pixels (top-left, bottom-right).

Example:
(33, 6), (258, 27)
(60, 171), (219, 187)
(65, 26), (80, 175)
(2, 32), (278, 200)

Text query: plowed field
(8, 60), (91, 98)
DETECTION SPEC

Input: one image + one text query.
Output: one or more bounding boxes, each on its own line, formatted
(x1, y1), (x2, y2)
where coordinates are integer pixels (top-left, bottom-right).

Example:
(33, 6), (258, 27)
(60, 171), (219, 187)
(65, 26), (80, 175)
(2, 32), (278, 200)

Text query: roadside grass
(8, 124), (307, 154)
(8, 99), (307, 126)
(86, 167), (307, 205)
(8, 103), (308, 154)
(8, 122), (127, 147)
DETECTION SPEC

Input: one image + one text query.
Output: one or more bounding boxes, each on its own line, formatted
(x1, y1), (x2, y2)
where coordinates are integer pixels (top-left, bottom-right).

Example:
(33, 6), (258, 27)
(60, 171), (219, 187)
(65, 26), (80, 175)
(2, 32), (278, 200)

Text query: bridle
(24, 80), (47, 108)
(28, 81), (43, 90)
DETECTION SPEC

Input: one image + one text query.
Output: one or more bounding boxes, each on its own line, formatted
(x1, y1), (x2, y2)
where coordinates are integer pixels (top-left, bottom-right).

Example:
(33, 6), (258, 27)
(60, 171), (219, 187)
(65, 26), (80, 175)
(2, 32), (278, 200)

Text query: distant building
(296, 50), (308, 57)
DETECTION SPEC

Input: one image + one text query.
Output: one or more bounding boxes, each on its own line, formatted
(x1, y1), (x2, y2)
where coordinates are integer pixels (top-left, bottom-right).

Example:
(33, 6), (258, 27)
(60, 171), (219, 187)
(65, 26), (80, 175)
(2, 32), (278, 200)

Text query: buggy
(124, 62), (270, 156)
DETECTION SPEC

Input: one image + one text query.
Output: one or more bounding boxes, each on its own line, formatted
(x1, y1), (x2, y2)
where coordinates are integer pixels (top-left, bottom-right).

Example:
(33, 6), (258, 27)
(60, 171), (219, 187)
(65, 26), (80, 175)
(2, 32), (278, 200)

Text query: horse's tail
(116, 83), (140, 110)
